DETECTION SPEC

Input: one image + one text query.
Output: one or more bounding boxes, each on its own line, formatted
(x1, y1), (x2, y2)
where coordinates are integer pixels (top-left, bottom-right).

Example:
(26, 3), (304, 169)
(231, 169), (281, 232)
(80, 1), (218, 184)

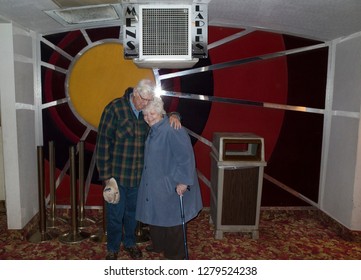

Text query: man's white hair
(135, 79), (155, 98)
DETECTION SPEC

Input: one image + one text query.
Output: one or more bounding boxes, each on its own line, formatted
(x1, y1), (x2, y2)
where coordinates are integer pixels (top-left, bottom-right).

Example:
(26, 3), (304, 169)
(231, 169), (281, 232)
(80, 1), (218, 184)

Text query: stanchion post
(90, 197), (107, 243)
(70, 145), (78, 235)
(59, 146), (90, 244)
(47, 141), (66, 229)
(27, 146), (55, 243)
(77, 141), (95, 228)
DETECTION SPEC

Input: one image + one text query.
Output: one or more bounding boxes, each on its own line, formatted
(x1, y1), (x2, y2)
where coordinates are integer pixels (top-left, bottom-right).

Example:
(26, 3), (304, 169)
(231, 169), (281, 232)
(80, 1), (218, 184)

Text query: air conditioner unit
(123, 2), (208, 69)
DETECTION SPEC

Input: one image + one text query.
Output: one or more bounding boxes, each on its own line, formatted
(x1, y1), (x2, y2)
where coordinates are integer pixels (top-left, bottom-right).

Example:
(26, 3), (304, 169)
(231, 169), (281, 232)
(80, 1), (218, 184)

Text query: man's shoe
(124, 246), (142, 259)
(105, 252), (118, 260)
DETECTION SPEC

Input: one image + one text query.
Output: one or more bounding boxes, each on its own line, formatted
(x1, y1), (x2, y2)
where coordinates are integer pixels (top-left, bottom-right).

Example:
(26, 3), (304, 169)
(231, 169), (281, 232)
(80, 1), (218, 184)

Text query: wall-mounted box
(210, 133), (266, 239)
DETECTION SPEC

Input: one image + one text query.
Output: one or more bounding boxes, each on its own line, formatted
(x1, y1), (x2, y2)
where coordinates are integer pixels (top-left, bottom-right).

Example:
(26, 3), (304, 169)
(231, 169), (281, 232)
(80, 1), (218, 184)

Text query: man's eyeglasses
(137, 91), (153, 102)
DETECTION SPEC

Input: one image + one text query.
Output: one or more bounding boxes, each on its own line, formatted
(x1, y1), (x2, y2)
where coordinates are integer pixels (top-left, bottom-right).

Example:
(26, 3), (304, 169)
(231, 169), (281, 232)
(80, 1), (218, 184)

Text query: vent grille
(141, 8), (189, 56)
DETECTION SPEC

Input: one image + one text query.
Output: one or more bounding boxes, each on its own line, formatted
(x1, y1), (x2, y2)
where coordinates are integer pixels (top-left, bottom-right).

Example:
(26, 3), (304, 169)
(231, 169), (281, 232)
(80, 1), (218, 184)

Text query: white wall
(0, 23), (38, 229)
(0, 126), (5, 201)
(321, 34), (361, 230)
(0, 89), (4, 200)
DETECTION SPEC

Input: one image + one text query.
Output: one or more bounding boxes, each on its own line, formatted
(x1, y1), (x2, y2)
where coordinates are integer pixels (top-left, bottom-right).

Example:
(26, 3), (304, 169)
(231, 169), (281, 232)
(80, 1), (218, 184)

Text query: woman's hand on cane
(176, 184), (189, 196)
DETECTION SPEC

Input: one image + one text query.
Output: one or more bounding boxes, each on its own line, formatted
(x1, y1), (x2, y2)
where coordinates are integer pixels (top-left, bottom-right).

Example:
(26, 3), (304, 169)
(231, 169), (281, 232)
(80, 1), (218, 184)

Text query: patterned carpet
(1, 201), (361, 260)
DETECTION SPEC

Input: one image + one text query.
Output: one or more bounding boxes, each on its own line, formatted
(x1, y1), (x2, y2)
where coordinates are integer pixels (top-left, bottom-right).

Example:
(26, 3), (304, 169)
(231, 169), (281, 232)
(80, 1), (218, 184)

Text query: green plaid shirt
(96, 88), (149, 187)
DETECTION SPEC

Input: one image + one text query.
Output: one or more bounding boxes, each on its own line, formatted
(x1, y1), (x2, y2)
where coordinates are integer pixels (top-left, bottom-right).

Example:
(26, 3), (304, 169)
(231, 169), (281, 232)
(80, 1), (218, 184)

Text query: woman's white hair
(143, 96), (166, 115)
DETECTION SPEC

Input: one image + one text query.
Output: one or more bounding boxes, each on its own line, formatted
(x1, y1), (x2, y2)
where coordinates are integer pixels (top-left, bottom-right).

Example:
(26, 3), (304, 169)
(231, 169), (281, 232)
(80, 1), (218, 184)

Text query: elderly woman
(136, 97), (203, 260)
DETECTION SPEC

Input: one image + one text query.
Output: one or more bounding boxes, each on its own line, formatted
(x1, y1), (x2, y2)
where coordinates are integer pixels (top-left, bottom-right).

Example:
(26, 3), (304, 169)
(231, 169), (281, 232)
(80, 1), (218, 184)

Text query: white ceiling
(1, 0), (361, 41)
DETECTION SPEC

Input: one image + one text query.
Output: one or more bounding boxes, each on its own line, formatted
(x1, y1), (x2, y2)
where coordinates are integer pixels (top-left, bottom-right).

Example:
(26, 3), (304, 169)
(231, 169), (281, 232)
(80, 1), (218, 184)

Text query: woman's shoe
(145, 245), (163, 253)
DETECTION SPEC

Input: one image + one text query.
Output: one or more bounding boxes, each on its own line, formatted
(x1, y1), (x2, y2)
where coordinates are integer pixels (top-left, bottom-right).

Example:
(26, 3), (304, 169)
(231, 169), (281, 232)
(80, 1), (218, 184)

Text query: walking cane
(179, 194), (189, 260)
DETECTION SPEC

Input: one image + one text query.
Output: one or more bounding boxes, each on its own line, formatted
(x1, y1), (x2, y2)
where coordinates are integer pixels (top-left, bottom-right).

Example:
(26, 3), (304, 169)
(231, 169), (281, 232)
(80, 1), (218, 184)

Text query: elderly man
(96, 79), (180, 260)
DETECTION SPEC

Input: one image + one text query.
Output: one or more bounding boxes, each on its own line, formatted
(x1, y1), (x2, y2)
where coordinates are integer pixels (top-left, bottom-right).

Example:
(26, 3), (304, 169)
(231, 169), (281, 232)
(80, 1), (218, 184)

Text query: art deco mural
(40, 25), (327, 207)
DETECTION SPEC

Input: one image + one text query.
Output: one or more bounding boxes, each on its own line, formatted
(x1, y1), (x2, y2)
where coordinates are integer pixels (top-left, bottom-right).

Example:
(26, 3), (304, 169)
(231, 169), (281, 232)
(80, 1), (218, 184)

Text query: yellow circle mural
(68, 42), (154, 129)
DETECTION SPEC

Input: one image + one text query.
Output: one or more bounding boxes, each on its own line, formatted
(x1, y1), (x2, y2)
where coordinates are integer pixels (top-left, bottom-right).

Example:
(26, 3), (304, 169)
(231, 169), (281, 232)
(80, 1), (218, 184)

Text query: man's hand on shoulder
(169, 112), (181, 129)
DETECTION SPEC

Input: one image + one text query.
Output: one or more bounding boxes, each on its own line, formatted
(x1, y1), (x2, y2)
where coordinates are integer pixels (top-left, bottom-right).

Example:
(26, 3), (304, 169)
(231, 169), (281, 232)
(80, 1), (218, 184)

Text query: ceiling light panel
(45, 4), (122, 26)
(52, 0), (120, 8)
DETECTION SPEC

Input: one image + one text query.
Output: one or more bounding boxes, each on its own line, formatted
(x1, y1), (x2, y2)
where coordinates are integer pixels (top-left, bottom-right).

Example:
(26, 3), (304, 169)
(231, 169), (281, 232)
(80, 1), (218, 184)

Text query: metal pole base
(78, 217), (96, 229)
(59, 230), (90, 244)
(46, 216), (68, 229)
(90, 229), (107, 243)
(27, 230), (56, 243)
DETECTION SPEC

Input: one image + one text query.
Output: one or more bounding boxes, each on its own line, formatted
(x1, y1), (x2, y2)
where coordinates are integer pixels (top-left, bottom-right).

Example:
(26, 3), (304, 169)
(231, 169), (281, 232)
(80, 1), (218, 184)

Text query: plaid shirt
(96, 88), (149, 187)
